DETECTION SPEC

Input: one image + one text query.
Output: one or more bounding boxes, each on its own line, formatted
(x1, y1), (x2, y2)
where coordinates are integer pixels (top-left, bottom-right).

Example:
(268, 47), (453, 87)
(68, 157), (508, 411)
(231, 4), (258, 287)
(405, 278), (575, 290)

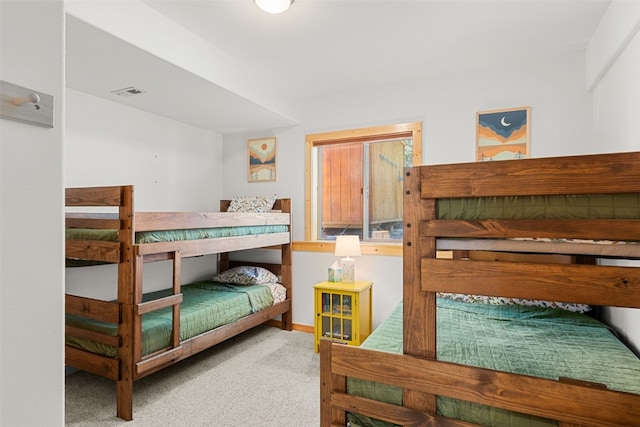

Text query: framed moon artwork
(476, 106), (530, 161)
(248, 137), (277, 182)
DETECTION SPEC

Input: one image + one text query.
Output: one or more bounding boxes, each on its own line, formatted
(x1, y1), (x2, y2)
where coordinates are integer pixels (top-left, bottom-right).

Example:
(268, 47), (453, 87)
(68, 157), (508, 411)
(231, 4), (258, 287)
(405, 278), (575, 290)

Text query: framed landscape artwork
(476, 107), (530, 161)
(248, 137), (277, 182)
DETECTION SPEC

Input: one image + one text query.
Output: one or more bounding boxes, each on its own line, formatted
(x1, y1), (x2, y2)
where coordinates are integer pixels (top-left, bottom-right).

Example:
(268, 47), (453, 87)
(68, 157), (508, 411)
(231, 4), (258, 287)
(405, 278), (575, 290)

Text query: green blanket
(348, 299), (640, 427)
(66, 281), (274, 357)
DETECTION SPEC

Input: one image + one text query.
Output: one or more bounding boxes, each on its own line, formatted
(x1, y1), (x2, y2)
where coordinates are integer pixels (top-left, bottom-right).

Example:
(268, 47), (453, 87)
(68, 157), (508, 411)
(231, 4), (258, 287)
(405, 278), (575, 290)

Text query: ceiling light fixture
(254, 0), (294, 14)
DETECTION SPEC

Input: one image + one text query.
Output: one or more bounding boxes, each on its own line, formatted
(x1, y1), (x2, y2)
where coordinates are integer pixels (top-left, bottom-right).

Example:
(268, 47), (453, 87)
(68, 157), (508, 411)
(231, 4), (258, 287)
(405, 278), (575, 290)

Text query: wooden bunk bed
(65, 185), (292, 421)
(320, 151), (640, 426)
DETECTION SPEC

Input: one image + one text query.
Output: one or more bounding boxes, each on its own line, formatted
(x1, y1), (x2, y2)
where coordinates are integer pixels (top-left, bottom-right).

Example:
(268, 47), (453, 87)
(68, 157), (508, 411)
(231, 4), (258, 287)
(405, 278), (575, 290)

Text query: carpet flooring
(65, 326), (320, 426)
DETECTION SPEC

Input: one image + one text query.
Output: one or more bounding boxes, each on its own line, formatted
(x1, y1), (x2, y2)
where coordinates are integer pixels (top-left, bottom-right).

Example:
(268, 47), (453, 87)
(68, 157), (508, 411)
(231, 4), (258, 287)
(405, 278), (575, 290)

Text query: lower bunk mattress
(347, 298), (640, 427)
(66, 281), (286, 357)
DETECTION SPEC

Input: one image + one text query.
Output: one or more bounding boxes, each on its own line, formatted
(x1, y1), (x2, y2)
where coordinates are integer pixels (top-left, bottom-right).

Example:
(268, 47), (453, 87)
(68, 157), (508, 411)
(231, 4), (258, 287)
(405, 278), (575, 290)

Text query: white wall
(223, 51), (595, 328)
(66, 89), (223, 211)
(65, 89), (225, 298)
(0, 1), (630, 424)
(0, 1), (65, 425)
(588, 1), (640, 354)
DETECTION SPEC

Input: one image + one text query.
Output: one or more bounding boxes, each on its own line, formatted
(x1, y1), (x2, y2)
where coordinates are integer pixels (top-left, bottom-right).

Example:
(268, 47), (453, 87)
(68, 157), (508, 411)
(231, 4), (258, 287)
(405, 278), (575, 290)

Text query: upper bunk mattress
(437, 193), (640, 220)
(66, 224), (288, 244)
(434, 193), (640, 257)
(347, 299), (640, 427)
(65, 224), (289, 266)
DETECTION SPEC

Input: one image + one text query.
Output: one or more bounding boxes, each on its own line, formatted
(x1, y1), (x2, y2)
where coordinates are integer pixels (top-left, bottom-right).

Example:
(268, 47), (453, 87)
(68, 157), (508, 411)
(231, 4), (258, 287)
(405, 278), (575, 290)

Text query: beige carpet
(65, 326), (320, 426)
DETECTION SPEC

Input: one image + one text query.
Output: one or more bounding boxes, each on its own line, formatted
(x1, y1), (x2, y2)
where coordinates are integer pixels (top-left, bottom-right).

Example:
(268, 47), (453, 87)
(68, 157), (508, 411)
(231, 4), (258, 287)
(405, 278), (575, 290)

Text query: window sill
(292, 240), (402, 256)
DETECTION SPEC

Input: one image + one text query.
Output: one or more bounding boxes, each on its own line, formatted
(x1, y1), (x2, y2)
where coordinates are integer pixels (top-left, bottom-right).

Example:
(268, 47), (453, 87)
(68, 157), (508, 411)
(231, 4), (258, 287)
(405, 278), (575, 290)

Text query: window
(305, 122), (422, 253)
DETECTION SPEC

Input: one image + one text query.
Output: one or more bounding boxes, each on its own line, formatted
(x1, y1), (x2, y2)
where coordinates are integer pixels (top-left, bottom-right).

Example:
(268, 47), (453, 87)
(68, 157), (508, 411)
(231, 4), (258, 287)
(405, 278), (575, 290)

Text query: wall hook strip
(1, 80), (54, 128)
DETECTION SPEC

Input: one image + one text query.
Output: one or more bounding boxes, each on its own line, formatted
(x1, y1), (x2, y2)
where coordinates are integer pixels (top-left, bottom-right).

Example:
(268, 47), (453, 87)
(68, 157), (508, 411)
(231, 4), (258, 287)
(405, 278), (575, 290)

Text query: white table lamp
(334, 235), (361, 283)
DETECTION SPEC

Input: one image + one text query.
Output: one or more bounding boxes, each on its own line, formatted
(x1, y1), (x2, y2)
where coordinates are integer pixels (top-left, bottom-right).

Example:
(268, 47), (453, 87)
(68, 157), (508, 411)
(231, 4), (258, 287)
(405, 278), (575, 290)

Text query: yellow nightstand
(313, 281), (372, 353)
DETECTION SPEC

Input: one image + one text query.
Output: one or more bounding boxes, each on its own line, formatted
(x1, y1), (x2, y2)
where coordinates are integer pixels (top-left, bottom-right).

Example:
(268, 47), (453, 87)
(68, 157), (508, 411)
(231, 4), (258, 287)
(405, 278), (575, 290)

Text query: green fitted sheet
(65, 224), (288, 266)
(347, 299), (640, 427)
(66, 224), (288, 244)
(65, 281), (274, 358)
(437, 193), (640, 220)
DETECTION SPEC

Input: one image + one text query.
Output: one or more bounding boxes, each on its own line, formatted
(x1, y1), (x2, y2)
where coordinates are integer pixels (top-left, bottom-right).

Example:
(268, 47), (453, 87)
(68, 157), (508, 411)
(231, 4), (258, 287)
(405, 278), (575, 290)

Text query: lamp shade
(254, 0), (295, 14)
(334, 235), (361, 257)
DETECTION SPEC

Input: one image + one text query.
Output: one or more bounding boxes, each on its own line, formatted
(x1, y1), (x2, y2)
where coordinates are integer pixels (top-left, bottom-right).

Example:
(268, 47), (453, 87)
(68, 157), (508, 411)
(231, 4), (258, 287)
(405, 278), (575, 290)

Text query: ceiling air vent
(111, 86), (147, 97)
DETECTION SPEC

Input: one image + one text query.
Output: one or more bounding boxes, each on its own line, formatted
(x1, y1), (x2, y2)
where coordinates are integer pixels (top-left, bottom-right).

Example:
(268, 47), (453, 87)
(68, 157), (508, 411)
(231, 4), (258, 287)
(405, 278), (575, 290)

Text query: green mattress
(65, 224), (288, 266)
(347, 299), (640, 427)
(65, 281), (274, 357)
(66, 224), (288, 244)
(437, 193), (640, 220)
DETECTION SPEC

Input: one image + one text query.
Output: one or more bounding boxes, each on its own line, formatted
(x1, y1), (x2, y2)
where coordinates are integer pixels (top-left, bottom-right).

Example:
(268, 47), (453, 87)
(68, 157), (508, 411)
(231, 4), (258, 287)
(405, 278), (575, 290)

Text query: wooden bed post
(319, 340), (347, 426)
(402, 167), (437, 414)
(117, 185), (135, 421)
(280, 198), (293, 331)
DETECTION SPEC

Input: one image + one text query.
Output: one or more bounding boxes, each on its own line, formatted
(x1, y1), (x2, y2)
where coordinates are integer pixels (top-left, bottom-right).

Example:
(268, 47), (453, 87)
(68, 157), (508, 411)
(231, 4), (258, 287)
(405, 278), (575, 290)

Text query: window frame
(301, 121), (422, 256)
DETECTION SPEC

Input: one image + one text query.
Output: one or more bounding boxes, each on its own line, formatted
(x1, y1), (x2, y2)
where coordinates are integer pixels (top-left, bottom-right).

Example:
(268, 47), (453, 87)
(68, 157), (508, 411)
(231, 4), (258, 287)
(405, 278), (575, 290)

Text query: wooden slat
(136, 232), (290, 256)
(329, 343), (640, 427)
(423, 219), (640, 242)
(65, 345), (119, 380)
(330, 392), (479, 427)
(134, 211), (290, 232)
(66, 240), (120, 263)
(136, 346), (184, 377)
(66, 186), (124, 207)
(420, 151), (640, 198)
(65, 294), (120, 323)
(135, 294), (183, 315)
(66, 213), (120, 229)
(65, 324), (120, 347)
(421, 258), (640, 308)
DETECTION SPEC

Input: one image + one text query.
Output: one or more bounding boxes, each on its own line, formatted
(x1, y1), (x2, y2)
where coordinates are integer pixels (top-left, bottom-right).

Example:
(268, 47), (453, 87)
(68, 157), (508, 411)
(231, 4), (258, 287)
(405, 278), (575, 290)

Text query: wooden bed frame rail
(65, 186), (293, 420)
(320, 340), (640, 427)
(321, 151), (640, 426)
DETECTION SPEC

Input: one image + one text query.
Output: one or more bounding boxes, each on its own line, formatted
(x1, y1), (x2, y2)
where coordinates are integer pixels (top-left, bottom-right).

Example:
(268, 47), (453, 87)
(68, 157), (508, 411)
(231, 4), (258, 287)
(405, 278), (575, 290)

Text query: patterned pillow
(266, 282), (287, 304)
(212, 266), (279, 285)
(227, 195), (277, 213)
(437, 293), (591, 313)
